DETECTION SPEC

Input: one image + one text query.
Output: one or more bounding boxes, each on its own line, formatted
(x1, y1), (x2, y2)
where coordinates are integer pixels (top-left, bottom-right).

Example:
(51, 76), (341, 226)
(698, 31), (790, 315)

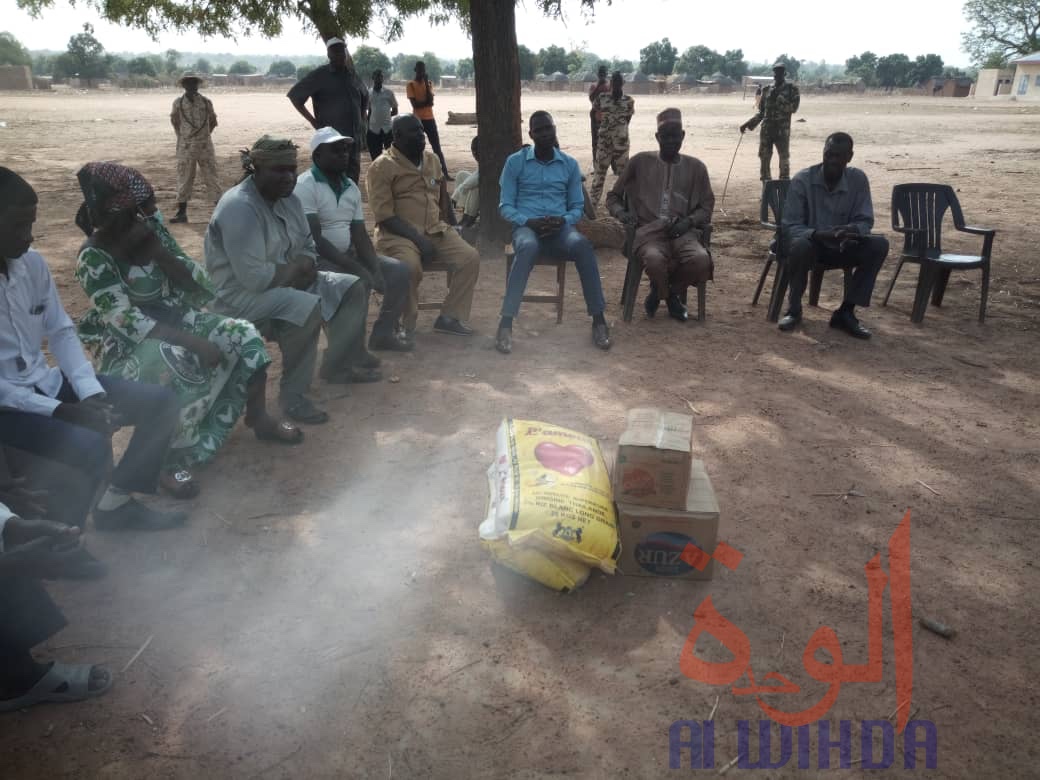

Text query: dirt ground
(0, 87), (1038, 779)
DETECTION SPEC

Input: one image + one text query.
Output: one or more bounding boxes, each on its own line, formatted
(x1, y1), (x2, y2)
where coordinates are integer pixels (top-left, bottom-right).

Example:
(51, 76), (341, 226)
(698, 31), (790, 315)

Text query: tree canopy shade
(16, 0), (448, 42)
(0, 31), (32, 67)
(962, 0), (1040, 66)
(353, 45), (392, 78)
(639, 38), (677, 75)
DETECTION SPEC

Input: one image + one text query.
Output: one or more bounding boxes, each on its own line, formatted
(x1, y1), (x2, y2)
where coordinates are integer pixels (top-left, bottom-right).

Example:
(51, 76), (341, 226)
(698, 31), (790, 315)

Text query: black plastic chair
(618, 197), (710, 323)
(885, 183), (995, 324)
(752, 179), (851, 322)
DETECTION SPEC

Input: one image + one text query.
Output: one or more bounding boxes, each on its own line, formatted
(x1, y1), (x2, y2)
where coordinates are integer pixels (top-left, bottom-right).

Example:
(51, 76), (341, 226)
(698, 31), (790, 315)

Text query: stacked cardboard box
(613, 408), (721, 580)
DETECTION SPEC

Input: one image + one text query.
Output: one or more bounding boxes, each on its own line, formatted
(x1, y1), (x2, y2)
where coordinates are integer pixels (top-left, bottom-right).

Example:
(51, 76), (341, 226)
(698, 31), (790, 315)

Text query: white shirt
(368, 87), (398, 134)
(0, 249), (104, 415)
(294, 168), (365, 254)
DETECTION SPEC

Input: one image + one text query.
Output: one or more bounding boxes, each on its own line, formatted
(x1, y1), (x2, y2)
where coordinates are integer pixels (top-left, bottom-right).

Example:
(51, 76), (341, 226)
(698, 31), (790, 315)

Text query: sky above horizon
(6, 0), (973, 66)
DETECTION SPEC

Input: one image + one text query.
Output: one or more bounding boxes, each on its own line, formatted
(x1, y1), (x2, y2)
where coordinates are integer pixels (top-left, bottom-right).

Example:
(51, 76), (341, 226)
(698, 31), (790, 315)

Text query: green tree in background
(517, 44), (537, 80)
(267, 59), (297, 76)
(164, 48), (180, 75)
(54, 24), (111, 86)
(193, 58), (212, 74)
(611, 58), (634, 74)
(456, 57), (474, 79)
(962, 0), (1040, 66)
(127, 56), (157, 76)
(719, 49), (747, 79)
(675, 45), (721, 78)
(845, 51), (878, 84)
(296, 64), (315, 79)
(772, 53), (801, 79)
(538, 44), (567, 74)
(639, 38), (677, 75)
(353, 44), (391, 77)
(910, 53), (944, 84)
(876, 53), (913, 87)
(228, 59), (257, 75)
(421, 51), (442, 81)
(0, 31), (32, 66)
(392, 52), (421, 79)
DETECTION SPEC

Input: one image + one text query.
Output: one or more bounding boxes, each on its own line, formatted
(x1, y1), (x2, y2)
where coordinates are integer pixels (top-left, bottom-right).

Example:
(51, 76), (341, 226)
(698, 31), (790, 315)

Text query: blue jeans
(0, 375), (179, 527)
(503, 225), (606, 319)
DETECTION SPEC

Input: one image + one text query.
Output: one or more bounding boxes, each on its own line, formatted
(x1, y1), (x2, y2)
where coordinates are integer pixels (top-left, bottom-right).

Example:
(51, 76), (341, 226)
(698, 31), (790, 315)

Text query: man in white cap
(295, 127), (412, 351)
(170, 72), (221, 223)
(288, 37), (369, 183)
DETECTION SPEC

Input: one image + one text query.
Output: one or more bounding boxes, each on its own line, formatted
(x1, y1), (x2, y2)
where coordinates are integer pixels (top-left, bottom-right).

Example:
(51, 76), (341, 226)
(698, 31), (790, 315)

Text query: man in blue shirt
(497, 111), (610, 354)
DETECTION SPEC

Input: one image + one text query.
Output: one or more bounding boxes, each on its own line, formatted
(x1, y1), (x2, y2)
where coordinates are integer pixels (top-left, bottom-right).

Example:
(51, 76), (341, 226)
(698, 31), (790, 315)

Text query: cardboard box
(614, 407), (694, 509)
(617, 460), (720, 580)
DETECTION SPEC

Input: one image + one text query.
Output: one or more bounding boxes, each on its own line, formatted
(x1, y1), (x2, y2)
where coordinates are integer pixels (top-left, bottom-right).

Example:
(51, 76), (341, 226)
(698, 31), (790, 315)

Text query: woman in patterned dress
(74, 163), (301, 498)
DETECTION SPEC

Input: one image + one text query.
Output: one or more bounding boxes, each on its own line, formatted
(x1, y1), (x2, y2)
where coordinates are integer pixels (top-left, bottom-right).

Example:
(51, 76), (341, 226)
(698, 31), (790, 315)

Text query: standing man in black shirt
(288, 37), (369, 183)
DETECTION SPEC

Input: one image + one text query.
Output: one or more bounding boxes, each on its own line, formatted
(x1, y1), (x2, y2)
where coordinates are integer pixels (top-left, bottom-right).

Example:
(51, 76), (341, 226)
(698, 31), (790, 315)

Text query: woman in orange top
(406, 61), (452, 180)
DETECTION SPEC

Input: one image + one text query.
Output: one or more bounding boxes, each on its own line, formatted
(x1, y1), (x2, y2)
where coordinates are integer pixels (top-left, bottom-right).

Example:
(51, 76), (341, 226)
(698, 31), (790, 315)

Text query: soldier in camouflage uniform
(589, 71), (635, 204)
(740, 62), (800, 180)
(170, 73), (221, 223)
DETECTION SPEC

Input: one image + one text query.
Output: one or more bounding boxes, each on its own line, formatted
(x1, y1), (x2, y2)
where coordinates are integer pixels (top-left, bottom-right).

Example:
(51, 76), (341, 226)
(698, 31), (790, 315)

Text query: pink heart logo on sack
(534, 442), (595, 476)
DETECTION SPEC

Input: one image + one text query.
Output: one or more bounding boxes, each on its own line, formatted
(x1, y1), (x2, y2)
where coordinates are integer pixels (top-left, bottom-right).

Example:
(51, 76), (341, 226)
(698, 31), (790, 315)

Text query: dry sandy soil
(0, 88), (1038, 779)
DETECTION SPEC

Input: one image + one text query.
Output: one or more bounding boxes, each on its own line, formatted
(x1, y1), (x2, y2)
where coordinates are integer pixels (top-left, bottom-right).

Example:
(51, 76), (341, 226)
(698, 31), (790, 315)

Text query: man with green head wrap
(205, 135), (381, 425)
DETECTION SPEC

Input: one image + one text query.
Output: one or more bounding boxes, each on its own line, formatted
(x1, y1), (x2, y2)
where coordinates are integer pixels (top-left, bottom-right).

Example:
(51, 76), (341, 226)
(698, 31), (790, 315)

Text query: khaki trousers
(376, 229), (480, 330)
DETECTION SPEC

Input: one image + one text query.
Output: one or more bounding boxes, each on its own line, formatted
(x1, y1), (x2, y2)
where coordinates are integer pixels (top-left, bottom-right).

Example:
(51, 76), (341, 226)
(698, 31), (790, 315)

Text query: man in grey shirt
(779, 132), (888, 339)
(366, 69), (398, 161)
(205, 136), (381, 425)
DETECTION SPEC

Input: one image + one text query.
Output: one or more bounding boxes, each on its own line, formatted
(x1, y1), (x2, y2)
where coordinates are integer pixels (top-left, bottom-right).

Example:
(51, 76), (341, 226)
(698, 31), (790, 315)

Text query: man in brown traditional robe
(607, 108), (714, 321)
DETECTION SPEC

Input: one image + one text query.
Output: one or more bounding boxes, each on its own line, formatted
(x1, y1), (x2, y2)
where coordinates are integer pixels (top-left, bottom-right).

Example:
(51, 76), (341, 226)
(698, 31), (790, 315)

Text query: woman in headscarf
(75, 162), (302, 498)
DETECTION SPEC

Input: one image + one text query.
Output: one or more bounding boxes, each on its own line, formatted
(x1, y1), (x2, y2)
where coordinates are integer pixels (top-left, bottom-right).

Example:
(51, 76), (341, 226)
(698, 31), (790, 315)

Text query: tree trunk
(470, 0), (523, 252)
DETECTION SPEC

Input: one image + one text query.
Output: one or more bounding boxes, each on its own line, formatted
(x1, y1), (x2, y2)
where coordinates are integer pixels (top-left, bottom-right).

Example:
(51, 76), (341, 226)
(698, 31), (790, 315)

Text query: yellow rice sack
(482, 540), (592, 592)
(480, 419), (620, 589)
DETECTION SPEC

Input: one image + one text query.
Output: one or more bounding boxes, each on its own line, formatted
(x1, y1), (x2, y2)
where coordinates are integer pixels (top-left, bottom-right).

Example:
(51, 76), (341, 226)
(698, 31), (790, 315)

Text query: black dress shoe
(592, 321), (612, 350)
(433, 315), (474, 336)
(495, 327), (513, 354)
(369, 330), (414, 352)
(644, 292), (660, 318)
(830, 309), (872, 339)
(93, 499), (188, 532)
(778, 309), (803, 332)
(667, 294), (689, 322)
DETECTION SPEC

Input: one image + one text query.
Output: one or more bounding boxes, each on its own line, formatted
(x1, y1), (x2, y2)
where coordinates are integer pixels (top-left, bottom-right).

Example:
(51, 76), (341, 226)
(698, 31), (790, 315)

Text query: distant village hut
(0, 65), (34, 90)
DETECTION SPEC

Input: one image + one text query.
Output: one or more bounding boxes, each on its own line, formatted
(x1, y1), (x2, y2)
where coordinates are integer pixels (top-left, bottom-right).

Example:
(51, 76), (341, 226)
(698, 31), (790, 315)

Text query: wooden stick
(121, 634), (154, 673)
(916, 479), (941, 496)
(778, 631), (786, 662)
(707, 694), (720, 721)
(718, 755), (740, 775)
(888, 699), (911, 721)
(205, 707), (228, 723)
(140, 713), (154, 726)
